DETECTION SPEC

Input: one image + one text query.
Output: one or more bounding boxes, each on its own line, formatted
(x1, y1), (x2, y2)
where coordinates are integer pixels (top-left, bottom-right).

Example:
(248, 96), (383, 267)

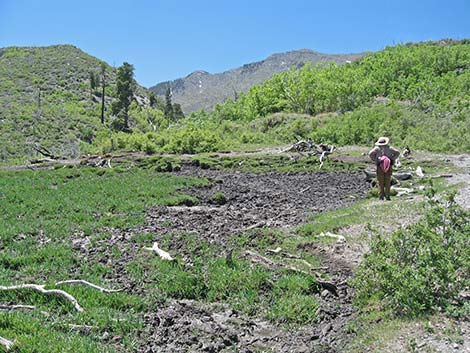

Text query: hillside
(0, 45), (152, 162)
(99, 40), (470, 156)
(149, 49), (365, 113)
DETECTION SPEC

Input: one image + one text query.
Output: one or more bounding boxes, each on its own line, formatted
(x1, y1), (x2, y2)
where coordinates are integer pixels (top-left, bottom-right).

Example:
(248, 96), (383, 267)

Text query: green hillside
(95, 39), (470, 155)
(0, 45), (158, 162)
(2, 40), (469, 162)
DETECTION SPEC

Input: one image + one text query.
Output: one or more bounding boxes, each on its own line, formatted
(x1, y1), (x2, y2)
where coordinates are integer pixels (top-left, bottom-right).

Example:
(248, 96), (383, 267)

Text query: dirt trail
(446, 154), (470, 209)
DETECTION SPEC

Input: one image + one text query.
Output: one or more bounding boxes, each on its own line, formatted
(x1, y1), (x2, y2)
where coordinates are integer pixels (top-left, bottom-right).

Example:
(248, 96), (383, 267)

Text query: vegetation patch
(354, 193), (470, 317)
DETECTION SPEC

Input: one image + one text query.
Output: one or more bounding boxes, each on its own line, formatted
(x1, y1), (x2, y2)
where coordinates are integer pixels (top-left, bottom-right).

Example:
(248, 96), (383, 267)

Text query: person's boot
(385, 196), (391, 201)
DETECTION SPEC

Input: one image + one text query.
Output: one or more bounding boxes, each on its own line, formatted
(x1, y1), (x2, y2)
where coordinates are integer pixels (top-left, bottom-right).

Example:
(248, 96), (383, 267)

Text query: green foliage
(181, 40), (470, 153)
(0, 167), (206, 352)
(311, 103), (470, 152)
(3, 40), (470, 161)
(111, 62), (135, 130)
(0, 45), (163, 161)
(267, 274), (319, 325)
(354, 193), (470, 317)
(212, 192), (227, 205)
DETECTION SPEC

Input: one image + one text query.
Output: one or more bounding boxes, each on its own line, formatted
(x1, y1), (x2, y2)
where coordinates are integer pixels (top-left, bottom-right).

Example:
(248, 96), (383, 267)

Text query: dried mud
(76, 165), (371, 352)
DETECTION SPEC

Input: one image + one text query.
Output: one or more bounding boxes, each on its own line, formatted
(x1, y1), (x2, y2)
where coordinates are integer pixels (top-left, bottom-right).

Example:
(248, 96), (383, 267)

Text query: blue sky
(1, 0), (469, 87)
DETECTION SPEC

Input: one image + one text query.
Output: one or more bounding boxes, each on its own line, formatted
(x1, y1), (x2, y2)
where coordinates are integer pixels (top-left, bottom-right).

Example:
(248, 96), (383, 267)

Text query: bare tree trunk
(101, 78), (105, 124)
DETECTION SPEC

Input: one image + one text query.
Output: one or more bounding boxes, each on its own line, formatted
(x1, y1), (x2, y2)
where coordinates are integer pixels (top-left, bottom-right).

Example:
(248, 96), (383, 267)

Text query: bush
(354, 192), (470, 317)
(212, 192), (227, 205)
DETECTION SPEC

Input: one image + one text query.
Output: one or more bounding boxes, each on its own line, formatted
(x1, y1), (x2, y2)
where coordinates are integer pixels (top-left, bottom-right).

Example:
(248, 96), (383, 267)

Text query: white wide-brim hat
(375, 137), (389, 146)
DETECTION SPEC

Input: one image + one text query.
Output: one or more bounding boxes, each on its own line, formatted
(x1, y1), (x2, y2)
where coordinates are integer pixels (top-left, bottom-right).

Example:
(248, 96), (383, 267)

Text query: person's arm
(390, 147), (400, 162)
(368, 147), (379, 164)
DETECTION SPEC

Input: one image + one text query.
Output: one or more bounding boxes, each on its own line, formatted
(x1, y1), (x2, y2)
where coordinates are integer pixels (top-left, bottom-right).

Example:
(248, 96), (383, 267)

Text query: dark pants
(377, 166), (392, 199)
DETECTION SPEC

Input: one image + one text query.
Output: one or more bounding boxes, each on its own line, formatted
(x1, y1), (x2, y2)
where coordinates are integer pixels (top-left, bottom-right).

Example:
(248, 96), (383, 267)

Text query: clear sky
(1, 0), (469, 87)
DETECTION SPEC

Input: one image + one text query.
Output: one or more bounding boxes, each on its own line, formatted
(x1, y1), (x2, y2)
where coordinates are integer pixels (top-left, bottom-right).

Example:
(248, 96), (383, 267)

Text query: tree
(164, 87), (174, 121)
(100, 63), (106, 124)
(173, 103), (185, 120)
(149, 92), (157, 107)
(89, 71), (97, 101)
(112, 62), (135, 130)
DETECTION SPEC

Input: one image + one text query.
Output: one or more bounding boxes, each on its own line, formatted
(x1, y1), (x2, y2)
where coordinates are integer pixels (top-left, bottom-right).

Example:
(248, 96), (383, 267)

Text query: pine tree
(112, 62), (135, 130)
(164, 87), (174, 121)
(100, 63), (106, 124)
(149, 92), (157, 107)
(173, 103), (185, 120)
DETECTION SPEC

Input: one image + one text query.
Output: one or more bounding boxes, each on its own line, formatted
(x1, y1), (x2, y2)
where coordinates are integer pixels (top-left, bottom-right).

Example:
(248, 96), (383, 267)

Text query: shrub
(354, 192), (470, 317)
(212, 192), (227, 205)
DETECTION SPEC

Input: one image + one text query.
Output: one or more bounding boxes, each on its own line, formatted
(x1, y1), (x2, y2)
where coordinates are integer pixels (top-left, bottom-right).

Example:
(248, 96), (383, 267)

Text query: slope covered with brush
(0, 45), (156, 162)
(99, 40), (470, 154)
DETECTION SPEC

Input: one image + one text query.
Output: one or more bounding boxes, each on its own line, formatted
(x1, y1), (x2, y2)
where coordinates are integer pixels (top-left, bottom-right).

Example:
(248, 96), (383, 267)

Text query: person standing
(368, 137), (400, 200)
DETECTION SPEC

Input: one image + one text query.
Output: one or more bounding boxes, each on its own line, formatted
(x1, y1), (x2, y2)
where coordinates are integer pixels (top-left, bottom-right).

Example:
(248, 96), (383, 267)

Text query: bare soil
(75, 164), (371, 352)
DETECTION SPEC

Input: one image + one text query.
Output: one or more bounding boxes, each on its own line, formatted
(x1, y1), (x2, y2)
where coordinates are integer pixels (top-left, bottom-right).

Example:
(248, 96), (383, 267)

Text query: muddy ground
(75, 164), (371, 353)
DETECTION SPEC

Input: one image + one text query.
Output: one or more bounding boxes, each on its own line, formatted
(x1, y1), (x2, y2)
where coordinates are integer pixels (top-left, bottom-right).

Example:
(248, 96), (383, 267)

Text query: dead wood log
(432, 174), (453, 179)
(32, 145), (59, 160)
(245, 221), (266, 231)
(282, 139), (315, 154)
(245, 250), (337, 295)
(0, 284), (83, 312)
(29, 158), (57, 164)
(319, 151), (328, 169)
(0, 336), (14, 351)
(144, 242), (174, 261)
(55, 280), (123, 293)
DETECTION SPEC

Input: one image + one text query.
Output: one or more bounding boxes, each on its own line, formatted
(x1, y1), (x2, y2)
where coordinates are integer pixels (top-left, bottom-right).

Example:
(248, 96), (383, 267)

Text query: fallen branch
(55, 280), (123, 293)
(432, 174), (453, 179)
(267, 248), (330, 271)
(32, 145), (59, 160)
(391, 187), (414, 197)
(29, 158), (57, 164)
(319, 151), (328, 169)
(0, 336), (14, 351)
(0, 304), (36, 311)
(245, 221), (266, 231)
(0, 284), (83, 312)
(55, 323), (95, 333)
(317, 232), (346, 243)
(245, 250), (337, 295)
(144, 242), (174, 261)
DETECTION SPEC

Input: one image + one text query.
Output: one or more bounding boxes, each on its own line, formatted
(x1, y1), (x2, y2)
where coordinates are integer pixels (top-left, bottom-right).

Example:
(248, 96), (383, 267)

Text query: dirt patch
(446, 154), (470, 210)
(139, 297), (354, 353)
(146, 168), (370, 246)
(135, 168), (369, 352)
(72, 166), (371, 352)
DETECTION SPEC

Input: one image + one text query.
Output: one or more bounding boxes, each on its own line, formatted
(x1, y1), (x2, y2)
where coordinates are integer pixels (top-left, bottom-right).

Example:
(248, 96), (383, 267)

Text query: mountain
(149, 49), (365, 114)
(0, 45), (150, 161)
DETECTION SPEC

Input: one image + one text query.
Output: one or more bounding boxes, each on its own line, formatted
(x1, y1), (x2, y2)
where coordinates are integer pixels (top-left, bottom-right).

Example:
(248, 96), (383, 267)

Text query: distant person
(368, 137), (400, 201)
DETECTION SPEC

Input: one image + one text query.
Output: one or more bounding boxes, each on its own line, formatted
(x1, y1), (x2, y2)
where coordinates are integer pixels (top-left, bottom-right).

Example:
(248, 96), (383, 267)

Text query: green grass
(0, 166), (205, 352)
(0, 166), (326, 351)
(127, 233), (322, 323)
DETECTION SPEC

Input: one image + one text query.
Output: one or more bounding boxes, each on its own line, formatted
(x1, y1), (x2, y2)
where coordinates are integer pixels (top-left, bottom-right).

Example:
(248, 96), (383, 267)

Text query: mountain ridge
(150, 49), (366, 113)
